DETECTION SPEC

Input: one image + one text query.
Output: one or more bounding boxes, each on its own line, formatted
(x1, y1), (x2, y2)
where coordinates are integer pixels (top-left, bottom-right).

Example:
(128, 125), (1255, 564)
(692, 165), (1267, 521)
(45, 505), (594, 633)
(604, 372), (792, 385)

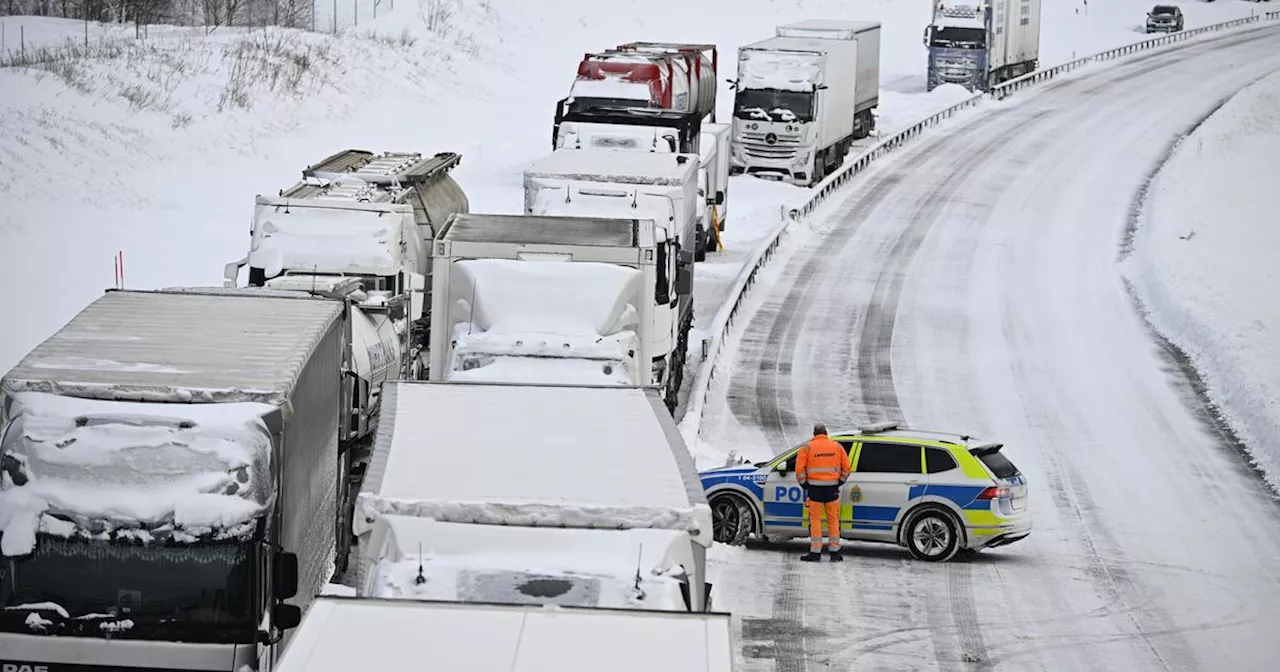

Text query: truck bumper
(0, 632), (255, 671)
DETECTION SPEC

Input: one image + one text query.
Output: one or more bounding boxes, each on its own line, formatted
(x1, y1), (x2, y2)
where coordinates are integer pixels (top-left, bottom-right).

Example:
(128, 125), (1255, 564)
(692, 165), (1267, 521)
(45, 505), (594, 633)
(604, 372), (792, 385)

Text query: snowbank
(1126, 69), (1280, 489)
(0, 391), (276, 556)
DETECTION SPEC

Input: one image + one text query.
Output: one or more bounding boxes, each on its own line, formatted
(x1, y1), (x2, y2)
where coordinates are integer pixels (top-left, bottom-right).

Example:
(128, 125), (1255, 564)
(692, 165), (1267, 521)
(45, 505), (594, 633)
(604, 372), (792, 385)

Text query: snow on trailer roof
(525, 149), (698, 185)
(438, 213), (651, 248)
(363, 516), (694, 611)
(741, 35), (846, 55)
(356, 381), (712, 546)
(275, 596), (734, 672)
(776, 19), (881, 39)
(1, 288), (343, 405)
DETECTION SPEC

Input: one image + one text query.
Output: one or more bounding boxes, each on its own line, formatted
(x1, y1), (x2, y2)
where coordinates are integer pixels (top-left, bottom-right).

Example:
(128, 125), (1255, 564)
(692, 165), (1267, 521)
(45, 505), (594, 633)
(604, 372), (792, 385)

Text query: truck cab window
(733, 89), (815, 124)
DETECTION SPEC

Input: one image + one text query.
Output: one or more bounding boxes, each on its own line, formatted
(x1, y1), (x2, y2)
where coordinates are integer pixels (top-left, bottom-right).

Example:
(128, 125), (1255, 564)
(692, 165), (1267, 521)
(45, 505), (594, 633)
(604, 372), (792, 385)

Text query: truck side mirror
(922, 26), (930, 46)
(223, 258), (246, 288)
(406, 272), (426, 321)
(715, 191), (725, 206)
(273, 551), (299, 601)
(272, 603), (302, 631)
(675, 264), (693, 296)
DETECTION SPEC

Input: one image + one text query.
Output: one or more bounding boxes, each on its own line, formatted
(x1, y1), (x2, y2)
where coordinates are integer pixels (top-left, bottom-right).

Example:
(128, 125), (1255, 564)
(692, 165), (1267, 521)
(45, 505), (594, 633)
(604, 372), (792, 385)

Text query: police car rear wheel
(905, 509), (960, 562)
(711, 494), (754, 546)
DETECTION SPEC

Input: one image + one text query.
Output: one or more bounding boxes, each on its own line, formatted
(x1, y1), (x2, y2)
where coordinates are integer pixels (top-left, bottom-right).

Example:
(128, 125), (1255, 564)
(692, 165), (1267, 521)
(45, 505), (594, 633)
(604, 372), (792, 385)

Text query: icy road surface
(700, 26), (1280, 672)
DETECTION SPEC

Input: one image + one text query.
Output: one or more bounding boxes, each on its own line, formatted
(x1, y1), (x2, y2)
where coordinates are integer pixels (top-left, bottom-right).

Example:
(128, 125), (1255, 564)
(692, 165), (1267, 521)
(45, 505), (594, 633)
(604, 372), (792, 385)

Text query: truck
(924, 0), (1042, 92)
(352, 381), (715, 611)
(699, 122), (731, 251)
(222, 149), (470, 372)
(553, 42), (719, 155)
(274, 596), (735, 672)
(550, 122), (731, 254)
(523, 148), (708, 260)
(730, 20), (881, 186)
(356, 515), (707, 612)
(427, 213), (693, 410)
(0, 287), (357, 672)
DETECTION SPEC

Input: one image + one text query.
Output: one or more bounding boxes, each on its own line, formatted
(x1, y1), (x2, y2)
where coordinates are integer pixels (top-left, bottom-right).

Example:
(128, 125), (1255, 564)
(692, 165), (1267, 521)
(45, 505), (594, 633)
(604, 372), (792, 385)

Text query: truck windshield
(0, 534), (256, 643)
(734, 89), (815, 123)
(930, 26), (986, 49)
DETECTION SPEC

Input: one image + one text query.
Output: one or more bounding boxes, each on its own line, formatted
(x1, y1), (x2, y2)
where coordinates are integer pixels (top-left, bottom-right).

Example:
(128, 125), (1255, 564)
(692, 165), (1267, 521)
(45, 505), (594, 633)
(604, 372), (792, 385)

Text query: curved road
(703, 25), (1280, 672)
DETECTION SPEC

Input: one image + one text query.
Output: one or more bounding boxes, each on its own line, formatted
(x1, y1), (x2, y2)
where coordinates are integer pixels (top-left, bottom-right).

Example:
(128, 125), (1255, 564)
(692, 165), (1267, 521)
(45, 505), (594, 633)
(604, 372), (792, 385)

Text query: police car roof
(275, 596), (734, 672)
(830, 425), (988, 446)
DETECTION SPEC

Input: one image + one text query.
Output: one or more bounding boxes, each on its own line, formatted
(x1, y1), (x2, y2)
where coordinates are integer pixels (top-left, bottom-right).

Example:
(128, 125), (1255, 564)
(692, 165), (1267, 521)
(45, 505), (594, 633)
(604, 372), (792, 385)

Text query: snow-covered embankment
(1127, 69), (1280, 491)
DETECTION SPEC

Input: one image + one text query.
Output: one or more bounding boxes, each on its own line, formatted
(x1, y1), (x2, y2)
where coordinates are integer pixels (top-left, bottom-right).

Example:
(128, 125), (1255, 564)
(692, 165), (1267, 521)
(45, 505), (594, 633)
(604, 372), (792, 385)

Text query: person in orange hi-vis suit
(796, 423), (851, 562)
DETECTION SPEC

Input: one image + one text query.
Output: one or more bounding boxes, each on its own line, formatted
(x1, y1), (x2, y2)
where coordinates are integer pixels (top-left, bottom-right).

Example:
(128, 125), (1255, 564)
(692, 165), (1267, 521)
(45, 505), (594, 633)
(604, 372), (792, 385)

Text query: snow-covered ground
(1126, 69), (1280, 490)
(2, 0), (1270, 377)
(695, 25), (1280, 670)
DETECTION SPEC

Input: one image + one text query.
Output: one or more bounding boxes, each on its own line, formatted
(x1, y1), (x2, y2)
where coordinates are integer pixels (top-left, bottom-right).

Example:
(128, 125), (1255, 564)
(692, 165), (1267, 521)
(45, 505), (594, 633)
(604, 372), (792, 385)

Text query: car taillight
(977, 486), (1010, 500)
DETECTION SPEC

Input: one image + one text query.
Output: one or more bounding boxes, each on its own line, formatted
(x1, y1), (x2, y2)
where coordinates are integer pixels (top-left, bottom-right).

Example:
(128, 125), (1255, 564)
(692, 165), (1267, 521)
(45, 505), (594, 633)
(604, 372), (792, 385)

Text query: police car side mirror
(774, 462), (788, 474)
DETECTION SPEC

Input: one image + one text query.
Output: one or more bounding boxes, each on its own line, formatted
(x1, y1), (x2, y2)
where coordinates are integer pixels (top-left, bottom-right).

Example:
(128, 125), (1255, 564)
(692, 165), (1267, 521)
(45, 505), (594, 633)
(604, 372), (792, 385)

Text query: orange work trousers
(806, 499), (842, 552)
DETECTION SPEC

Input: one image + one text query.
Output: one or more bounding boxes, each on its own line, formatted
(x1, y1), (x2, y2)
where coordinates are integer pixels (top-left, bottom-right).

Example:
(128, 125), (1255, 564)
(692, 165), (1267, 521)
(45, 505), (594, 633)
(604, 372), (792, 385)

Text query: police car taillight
(977, 486), (1010, 500)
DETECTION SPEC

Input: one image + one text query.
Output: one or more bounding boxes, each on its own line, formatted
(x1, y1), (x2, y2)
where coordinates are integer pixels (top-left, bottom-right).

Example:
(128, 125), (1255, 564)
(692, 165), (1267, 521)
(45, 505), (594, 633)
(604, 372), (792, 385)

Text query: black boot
(800, 551), (821, 562)
(828, 548), (844, 562)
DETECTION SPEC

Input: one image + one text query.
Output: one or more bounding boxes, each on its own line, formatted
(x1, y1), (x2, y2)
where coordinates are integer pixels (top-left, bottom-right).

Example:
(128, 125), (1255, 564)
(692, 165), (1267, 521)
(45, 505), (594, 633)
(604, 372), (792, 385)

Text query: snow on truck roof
(355, 381), (711, 546)
(276, 596), (734, 672)
(1, 288), (343, 405)
(0, 391), (276, 556)
(525, 149), (698, 185)
(438, 213), (655, 248)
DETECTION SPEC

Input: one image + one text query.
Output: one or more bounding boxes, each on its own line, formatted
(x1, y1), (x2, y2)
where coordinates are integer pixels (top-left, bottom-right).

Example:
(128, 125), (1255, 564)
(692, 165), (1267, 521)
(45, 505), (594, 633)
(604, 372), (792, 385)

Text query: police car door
(762, 447), (807, 535)
(849, 441), (924, 542)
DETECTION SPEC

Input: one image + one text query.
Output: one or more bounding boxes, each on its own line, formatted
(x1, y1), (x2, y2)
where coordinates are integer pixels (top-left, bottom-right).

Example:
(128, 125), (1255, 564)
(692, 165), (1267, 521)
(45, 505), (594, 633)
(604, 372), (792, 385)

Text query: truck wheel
(334, 449), (354, 576)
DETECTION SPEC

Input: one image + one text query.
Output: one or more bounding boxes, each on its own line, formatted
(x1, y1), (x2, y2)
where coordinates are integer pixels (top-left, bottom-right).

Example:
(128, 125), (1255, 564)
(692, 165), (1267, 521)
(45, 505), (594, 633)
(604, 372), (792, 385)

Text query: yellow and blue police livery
(699, 422), (1031, 562)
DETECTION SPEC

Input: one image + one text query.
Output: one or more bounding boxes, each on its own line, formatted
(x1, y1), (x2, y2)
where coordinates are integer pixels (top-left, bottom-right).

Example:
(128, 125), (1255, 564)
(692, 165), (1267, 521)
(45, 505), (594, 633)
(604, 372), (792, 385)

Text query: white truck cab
(357, 515), (704, 612)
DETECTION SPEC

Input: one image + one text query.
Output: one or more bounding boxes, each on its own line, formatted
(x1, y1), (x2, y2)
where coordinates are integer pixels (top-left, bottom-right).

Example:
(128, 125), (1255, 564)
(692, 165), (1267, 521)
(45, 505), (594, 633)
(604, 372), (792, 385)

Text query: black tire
(334, 449), (354, 575)
(903, 507), (961, 562)
(710, 494), (755, 546)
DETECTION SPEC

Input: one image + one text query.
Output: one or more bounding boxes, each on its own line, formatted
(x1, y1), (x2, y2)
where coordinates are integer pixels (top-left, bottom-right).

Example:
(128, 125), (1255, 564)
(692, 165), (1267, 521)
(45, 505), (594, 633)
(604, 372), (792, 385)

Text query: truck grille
(740, 130), (802, 160)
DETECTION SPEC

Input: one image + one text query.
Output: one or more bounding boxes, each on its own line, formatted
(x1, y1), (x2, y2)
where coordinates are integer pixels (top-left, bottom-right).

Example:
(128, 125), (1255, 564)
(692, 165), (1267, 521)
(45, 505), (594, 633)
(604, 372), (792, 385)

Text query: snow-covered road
(702, 25), (1280, 671)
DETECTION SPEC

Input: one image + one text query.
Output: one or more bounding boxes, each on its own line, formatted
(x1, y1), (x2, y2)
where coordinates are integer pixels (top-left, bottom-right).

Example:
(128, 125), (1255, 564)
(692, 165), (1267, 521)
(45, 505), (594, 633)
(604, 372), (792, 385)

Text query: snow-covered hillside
(0, 0), (1268, 374)
(1127, 69), (1280, 490)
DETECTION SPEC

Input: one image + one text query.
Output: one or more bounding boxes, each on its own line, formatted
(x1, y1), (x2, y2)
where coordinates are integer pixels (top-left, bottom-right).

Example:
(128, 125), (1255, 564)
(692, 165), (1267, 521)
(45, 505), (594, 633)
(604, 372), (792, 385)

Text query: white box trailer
(0, 288), (351, 671)
(523, 149), (706, 260)
(353, 380), (714, 610)
(274, 596), (736, 672)
(699, 122), (732, 248)
(925, 0), (1042, 91)
(357, 515), (707, 612)
(427, 213), (693, 411)
(731, 21), (881, 186)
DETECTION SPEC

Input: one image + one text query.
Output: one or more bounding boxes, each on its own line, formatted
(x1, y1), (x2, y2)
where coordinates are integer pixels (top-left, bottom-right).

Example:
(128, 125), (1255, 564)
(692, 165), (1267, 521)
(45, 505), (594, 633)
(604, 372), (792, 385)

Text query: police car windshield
(0, 535), (256, 643)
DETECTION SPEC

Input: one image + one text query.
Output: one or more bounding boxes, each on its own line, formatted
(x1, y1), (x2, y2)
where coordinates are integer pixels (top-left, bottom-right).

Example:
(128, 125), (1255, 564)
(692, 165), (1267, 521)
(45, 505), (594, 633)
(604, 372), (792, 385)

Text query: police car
(699, 423), (1031, 562)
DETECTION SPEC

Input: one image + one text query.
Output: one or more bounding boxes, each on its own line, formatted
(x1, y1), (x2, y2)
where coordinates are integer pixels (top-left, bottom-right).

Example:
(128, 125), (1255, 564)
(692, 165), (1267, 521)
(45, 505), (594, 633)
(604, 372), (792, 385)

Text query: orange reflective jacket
(796, 434), (851, 487)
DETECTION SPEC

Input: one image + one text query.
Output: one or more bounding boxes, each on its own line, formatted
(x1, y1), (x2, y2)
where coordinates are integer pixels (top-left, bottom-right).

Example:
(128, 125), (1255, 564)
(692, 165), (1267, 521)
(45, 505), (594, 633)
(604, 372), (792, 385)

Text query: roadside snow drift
(1128, 68), (1280, 490)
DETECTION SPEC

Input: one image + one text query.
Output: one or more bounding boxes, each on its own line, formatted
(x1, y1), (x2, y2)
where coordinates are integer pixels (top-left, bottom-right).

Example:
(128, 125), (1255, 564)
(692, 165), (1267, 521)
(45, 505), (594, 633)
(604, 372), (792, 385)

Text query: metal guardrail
(678, 213), (790, 445)
(678, 11), (1280, 448)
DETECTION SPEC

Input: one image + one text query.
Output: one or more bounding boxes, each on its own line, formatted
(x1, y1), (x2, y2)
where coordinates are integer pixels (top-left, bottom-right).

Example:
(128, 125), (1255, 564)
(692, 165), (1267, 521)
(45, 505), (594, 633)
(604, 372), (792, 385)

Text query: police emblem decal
(849, 485), (863, 503)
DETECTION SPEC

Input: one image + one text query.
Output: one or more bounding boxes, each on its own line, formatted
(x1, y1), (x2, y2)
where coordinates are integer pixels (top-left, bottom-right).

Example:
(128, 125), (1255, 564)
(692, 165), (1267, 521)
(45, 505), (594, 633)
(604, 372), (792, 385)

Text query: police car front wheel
(904, 508), (961, 562)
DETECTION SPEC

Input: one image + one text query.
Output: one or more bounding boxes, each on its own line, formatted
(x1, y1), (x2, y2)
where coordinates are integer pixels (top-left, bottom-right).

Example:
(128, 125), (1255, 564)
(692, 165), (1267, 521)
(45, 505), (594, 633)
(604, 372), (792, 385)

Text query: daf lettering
(4, 664), (51, 672)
